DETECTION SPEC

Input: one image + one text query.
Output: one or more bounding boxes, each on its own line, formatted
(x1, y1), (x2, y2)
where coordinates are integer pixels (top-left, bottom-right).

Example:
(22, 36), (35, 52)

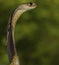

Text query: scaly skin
(7, 2), (36, 65)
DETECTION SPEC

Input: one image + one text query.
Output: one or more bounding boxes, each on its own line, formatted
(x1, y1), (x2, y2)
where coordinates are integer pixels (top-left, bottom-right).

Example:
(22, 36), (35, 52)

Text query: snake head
(18, 2), (37, 11)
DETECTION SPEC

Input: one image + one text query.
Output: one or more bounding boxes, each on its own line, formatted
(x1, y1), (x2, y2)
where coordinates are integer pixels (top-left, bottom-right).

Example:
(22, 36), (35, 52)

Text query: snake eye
(28, 2), (33, 6)
(29, 2), (33, 6)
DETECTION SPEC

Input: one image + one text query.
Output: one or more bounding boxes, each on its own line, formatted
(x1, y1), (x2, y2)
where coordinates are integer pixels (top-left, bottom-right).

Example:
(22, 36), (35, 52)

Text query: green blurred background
(0, 0), (59, 65)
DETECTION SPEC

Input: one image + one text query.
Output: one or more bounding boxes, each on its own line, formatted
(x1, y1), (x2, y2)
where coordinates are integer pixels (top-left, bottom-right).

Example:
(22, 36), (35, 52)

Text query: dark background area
(0, 0), (59, 65)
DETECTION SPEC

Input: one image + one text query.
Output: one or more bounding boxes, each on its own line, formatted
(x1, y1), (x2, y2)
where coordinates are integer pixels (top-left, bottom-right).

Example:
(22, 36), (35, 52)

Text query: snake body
(7, 2), (36, 65)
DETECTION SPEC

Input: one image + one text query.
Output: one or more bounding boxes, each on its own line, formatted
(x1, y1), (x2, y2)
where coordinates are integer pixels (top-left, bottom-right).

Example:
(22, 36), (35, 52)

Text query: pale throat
(11, 10), (26, 43)
(12, 10), (26, 29)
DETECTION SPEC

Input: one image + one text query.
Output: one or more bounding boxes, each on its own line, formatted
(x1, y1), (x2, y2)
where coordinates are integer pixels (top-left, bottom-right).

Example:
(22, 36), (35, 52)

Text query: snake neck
(7, 17), (19, 65)
(7, 9), (25, 65)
